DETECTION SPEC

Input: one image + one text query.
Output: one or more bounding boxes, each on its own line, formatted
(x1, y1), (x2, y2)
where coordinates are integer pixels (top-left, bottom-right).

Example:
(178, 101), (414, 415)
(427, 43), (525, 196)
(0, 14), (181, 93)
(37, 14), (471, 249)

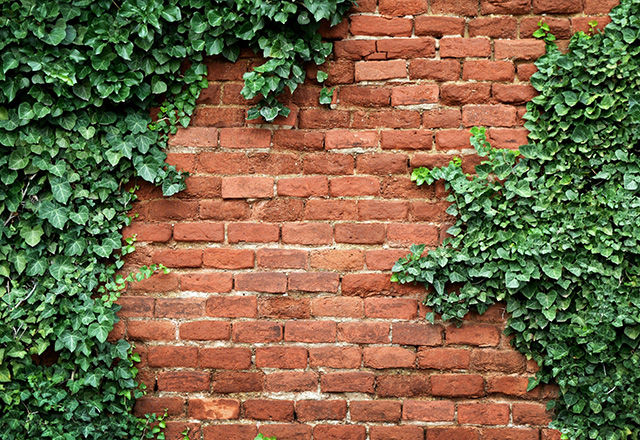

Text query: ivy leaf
(161, 5), (182, 22)
(88, 322), (111, 343)
(20, 225), (44, 247)
(39, 201), (69, 229)
(50, 178), (73, 204)
(46, 19), (68, 46)
(56, 331), (81, 353)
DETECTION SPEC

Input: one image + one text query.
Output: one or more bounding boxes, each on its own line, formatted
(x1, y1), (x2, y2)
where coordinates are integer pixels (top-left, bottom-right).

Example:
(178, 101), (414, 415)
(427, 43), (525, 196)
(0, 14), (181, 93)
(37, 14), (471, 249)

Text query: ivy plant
(0, 0), (352, 438)
(393, 1), (640, 438)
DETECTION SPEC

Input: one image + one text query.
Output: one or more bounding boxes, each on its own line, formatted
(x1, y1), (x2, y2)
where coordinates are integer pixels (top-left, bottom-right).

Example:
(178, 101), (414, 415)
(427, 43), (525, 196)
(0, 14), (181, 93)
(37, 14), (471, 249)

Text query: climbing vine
(0, 0), (352, 438)
(393, 1), (640, 438)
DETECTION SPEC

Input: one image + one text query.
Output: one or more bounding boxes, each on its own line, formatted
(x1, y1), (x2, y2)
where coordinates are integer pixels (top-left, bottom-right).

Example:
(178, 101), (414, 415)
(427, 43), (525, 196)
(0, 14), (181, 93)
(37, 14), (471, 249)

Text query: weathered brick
(338, 87), (390, 108)
(358, 200), (410, 221)
(199, 347), (252, 369)
(469, 17), (518, 38)
(148, 346), (197, 367)
(305, 200), (357, 220)
(446, 324), (501, 346)
(338, 322), (390, 344)
(351, 400), (402, 422)
(235, 273), (287, 293)
(462, 105), (518, 127)
(355, 60), (407, 81)
(211, 371), (264, 393)
(174, 223), (224, 242)
(179, 321), (230, 341)
(471, 349), (526, 372)
(391, 84), (439, 107)
(158, 372), (210, 392)
(482, 428), (540, 440)
(221, 176), (274, 199)
(203, 248), (254, 269)
(381, 130), (433, 151)
(244, 400), (294, 421)
(436, 129), (472, 151)
(296, 400), (347, 421)
(288, 273), (340, 293)
(495, 40), (546, 60)
(351, 110), (421, 129)
(409, 59), (461, 81)
(321, 372), (375, 393)
(493, 84), (538, 105)
(188, 399), (239, 420)
(431, 374), (484, 397)
(426, 427), (480, 440)
(363, 346), (416, 369)
(127, 321), (175, 341)
(232, 321), (283, 343)
(350, 16), (413, 37)
(309, 346), (362, 369)
(203, 425), (257, 440)
(364, 297), (418, 320)
(335, 224), (385, 244)
(134, 397), (185, 417)
(228, 223), (280, 243)
(379, 0), (428, 15)
(533, 0), (581, 13)
(273, 130), (324, 151)
(116, 296), (154, 317)
(155, 298), (205, 318)
(440, 83), (492, 106)
(432, 0), (479, 15)
(440, 38), (491, 58)
(122, 223), (172, 243)
(199, 200), (250, 221)
(463, 60), (515, 82)
(418, 347), (470, 369)
(370, 426), (424, 440)
(277, 176), (328, 197)
(259, 297), (311, 319)
(341, 273), (393, 296)
(219, 128), (271, 149)
(256, 347), (308, 369)
(377, 38), (436, 59)
(376, 374), (430, 397)
(480, 0), (532, 14)
(334, 40), (377, 60)
(415, 16), (465, 37)
(285, 320), (337, 343)
(393, 323), (444, 346)
(265, 372), (318, 392)
(403, 400), (455, 421)
(458, 403), (510, 425)
(282, 222), (333, 244)
(512, 403), (554, 425)
(310, 249), (364, 271)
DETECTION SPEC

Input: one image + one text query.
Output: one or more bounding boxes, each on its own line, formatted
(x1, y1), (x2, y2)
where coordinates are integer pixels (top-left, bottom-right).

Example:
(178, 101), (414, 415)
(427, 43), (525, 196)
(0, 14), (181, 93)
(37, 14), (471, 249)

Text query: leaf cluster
(393, 1), (640, 438)
(0, 0), (351, 438)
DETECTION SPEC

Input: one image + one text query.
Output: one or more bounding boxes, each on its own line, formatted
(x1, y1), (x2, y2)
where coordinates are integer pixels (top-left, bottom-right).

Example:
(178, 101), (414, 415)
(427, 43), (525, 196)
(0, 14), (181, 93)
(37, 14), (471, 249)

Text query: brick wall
(115, 1), (618, 439)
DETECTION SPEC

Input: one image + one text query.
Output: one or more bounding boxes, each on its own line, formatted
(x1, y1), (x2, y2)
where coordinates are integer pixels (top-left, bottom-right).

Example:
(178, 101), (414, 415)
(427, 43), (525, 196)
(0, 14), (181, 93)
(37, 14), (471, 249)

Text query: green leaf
(20, 225), (44, 247)
(161, 5), (182, 22)
(88, 321), (112, 343)
(50, 178), (73, 204)
(39, 201), (69, 229)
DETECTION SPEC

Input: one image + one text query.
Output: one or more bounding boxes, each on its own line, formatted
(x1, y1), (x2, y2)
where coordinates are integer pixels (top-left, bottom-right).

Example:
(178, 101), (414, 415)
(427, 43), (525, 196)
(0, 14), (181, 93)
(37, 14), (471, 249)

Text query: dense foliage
(393, 1), (640, 438)
(0, 0), (352, 438)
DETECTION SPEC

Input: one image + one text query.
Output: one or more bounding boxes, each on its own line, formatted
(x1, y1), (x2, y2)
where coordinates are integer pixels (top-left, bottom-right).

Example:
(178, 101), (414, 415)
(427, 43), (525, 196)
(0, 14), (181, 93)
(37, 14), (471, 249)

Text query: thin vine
(0, 0), (352, 438)
(393, 1), (640, 438)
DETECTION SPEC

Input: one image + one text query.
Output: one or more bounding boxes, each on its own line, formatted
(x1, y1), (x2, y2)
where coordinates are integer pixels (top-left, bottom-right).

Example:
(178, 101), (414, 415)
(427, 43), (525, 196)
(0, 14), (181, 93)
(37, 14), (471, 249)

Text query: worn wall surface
(114, 1), (619, 439)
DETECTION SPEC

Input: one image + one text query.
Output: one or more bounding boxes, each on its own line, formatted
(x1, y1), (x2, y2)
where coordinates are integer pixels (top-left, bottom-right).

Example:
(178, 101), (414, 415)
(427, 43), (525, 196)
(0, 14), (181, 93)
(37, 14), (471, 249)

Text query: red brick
(572, 16), (612, 33)
(314, 425), (366, 440)
(335, 223), (385, 244)
(152, 249), (202, 268)
(440, 83), (492, 106)
(188, 399), (239, 420)
(583, 0), (619, 14)
(219, 128), (271, 149)
(163, 422), (200, 440)
(122, 223), (172, 243)
(338, 322), (389, 344)
(330, 176), (380, 196)
(127, 271), (180, 293)
(299, 109), (351, 129)
(426, 427), (480, 440)
(252, 199), (304, 223)
(391, 85), (439, 107)
(259, 297), (310, 319)
(203, 425), (257, 440)
(512, 403), (553, 425)
(381, 130), (433, 151)
(431, 374), (484, 397)
(303, 153), (355, 175)
(377, 38), (436, 59)
(281, 222), (333, 244)
(244, 400), (294, 421)
(376, 374), (430, 397)
(436, 129), (472, 151)
(365, 249), (410, 271)
(356, 153), (408, 175)
(351, 400), (402, 422)
(364, 346), (416, 369)
(355, 60), (407, 81)
(147, 200), (198, 221)
(471, 349), (526, 372)
(166, 152), (196, 173)
(418, 347), (470, 369)
(168, 126), (218, 147)
(304, 200), (357, 220)
(432, 0), (479, 15)
(158, 372), (210, 392)
(469, 17), (518, 38)
(173, 223), (224, 242)
(493, 84), (537, 105)
(134, 397), (185, 417)
(309, 346), (362, 369)
(221, 82), (259, 105)
(155, 298), (205, 318)
(179, 321), (230, 341)
(296, 400), (347, 421)
(350, 16), (413, 37)
(265, 372), (317, 392)
(441, 38), (491, 58)
(191, 107), (245, 127)
(370, 426), (424, 440)
(258, 424), (312, 440)
(309, 249), (363, 271)
(199, 347), (252, 369)
(403, 400), (455, 421)
(381, 176), (435, 199)
(415, 16), (465, 37)
(203, 248), (254, 269)
(116, 297), (154, 317)
(234, 272), (287, 293)
(486, 376), (535, 397)
(277, 176), (328, 197)
(338, 87), (390, 108)
(199, 200), (250, 221)
(321, 372), (375, 393)
(495, 40), (546, 60)
(148, 346), (197, 367)
(197, 152), (250, 174)
(423, 109), (462, 129)
(446, 324), (501, 346)
(487, 128), (529, 150)
(458, 403), (510, 425)
(127, 321), (175, 341)
(358, 200), (409, 221)
(463, 60), (515, 82)
(325, 130), (379, 150)
(341, 273), (393, 296)
(232, 321), (282, 343)
(364, 298), (418, 320)
(334, 40), (377, 60)
(520, 17), (571, 39)
(180, 272), (233, 293)
(483, 428), (540, 440)
(463, 105), (517, 127)
(257, 249), (307, 269)
(228, 223), (279, 243)
(285, 320), (337, 343)
(256, 347), (308, 369)
(221, 176), (273, 199)
(211, 371), (264, 393)
(288, 273), (339, 293)
(541, 430), (563, 440)
(379, 0), (428, 15)
(409, 59), (461, 81)
(311, 297), (363, 318)
(273, 130), (324, 151)
(351, 110), (421, 129)
(206, 59), (249, 80)
(533, 0), (581, 13)
(480, 0), (532, 14)
(387, 224), (439, 246)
